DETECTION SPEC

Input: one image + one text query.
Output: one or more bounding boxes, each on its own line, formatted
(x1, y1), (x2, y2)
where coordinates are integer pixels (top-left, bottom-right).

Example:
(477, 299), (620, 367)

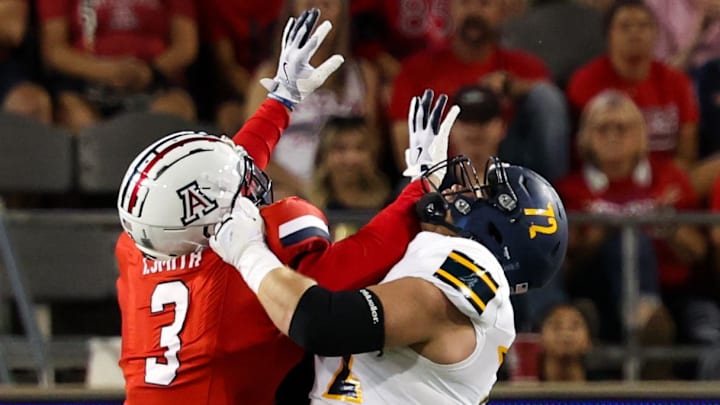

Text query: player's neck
(542, 356), (586, 382)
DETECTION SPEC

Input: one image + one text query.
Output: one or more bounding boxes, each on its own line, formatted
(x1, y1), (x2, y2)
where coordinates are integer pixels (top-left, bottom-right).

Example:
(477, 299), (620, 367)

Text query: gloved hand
(260, 8), (345, 108)
(402, 89), (460, 181)
(210, 197), (283, 293)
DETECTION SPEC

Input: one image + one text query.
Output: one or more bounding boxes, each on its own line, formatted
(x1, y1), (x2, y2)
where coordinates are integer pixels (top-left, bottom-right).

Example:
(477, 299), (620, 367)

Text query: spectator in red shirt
(389, 0), (570, 183)
(567, 0), (699, 170)
(198, 0), (282, 134)
(0, 0), (52, 124)
(557, 91), (709, 362)
(38, 0), (198, 133)
(350, 0), (451, 104)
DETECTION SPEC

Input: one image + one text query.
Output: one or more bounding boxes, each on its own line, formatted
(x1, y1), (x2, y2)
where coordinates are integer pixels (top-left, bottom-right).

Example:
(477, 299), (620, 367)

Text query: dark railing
(1, 207), (719, 384)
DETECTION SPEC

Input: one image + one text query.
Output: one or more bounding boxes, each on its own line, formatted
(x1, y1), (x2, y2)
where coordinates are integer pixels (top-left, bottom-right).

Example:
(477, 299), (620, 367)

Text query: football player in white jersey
(210, 98), (568, 404)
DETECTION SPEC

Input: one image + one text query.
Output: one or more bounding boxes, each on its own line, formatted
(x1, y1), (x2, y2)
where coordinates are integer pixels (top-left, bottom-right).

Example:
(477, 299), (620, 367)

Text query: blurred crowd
(2, 0), (720, 382)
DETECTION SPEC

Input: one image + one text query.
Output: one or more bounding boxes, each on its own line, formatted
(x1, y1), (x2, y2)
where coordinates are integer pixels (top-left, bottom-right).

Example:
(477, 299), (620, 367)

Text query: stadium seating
(77, 112), (211, 194)
(0, 112), (73, 194)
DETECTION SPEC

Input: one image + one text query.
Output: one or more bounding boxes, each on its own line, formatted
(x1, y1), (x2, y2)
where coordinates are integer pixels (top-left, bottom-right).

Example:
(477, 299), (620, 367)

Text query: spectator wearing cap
(450, 84), (504, 169)
(389, 0), (570, 183)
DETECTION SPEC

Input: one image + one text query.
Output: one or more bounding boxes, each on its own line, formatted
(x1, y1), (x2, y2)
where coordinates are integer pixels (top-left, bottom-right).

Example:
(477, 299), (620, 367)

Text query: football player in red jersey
(114, 7), (459, 404)
(115, 9), (344, 405)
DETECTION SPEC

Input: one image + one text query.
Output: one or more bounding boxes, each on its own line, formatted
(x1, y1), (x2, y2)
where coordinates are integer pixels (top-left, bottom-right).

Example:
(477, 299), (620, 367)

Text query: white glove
(403, 89), (461, 181)
(210, 197), (283, 294)
(260, 8), (345, 106)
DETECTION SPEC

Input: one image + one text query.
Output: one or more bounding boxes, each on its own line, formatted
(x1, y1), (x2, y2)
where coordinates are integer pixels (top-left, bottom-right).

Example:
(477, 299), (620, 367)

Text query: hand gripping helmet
(117, 131), (272, 259)
(419, 156), (568, 294)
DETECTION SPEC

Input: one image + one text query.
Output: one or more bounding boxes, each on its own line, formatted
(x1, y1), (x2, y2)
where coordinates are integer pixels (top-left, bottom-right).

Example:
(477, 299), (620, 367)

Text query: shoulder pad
(261, 197), (332, 266)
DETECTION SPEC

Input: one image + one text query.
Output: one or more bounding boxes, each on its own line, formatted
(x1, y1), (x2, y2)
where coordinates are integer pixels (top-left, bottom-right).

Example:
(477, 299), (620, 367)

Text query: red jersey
(116, 98), (424, 404)
(389, 45), (549, 122)
(37, 0), (195, 60)
(557, 157), (698, 288)
(566, 56), (699, 160)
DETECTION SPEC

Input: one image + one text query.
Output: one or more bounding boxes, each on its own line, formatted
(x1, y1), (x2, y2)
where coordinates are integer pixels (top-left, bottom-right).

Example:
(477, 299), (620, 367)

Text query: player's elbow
(288, 286), (385, 357)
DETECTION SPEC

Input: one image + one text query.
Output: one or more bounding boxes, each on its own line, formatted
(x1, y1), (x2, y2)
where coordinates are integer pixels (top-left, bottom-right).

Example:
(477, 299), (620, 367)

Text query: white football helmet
(117, 131), (272, 259)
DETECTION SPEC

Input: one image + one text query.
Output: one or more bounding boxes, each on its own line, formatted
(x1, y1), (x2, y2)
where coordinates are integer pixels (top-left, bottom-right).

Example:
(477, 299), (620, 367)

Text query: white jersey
(310, 232), (516, 404)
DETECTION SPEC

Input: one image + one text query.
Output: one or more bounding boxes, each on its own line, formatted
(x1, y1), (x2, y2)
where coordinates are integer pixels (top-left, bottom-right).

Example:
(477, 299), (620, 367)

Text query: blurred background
(1, 0), (720, 402)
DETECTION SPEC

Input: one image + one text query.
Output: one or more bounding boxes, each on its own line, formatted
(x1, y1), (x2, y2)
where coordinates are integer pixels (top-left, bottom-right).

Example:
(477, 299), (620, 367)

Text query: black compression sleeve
(288, 285), (385, 356)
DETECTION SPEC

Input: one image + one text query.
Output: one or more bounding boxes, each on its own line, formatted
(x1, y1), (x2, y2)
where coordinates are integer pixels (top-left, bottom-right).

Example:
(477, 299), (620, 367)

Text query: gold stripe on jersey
(434, 250), (499, 316)
(448, 251), (499, 293)
(435, 269), (487, 312)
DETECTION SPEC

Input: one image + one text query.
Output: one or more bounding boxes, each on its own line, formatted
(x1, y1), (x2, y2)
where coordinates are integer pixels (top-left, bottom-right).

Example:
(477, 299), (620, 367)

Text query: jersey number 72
(145, 280), (189, 386)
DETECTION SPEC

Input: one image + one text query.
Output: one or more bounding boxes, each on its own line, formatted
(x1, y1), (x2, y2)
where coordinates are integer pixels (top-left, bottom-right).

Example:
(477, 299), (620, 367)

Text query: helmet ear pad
(415, 192), (449, 225)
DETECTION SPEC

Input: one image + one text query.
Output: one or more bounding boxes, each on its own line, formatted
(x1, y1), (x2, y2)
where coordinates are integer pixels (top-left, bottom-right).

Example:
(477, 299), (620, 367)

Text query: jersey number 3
(145, 281), (189, 386)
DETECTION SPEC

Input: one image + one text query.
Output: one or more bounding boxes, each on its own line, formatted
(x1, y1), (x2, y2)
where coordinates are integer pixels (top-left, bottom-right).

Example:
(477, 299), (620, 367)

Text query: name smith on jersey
(142, 252), (203, 275)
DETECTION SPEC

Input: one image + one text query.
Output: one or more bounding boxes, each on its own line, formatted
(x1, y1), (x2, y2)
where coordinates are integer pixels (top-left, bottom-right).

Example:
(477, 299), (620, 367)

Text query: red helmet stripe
(125, 137), (224, 214)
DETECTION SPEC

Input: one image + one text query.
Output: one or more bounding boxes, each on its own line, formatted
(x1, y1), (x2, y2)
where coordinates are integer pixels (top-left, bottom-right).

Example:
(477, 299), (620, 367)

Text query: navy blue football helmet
(420, 156), (568, 294)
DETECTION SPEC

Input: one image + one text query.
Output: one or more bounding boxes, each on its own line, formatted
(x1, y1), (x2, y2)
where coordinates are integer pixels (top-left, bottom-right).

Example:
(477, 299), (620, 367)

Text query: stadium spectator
(557, 92), (710, 374)
(539, 304), (592, 381)
(38, 0), (198, 133)
(198, 0), (282, 133)
(350, 0), (450, 104)
(645, 0), (720, 73)
(245, 0), (381, 200)
(0, 0), (51, 124)
(642, 0), (720, 161)
(448, 84), (504, 169)
(389, 0), (570, 183)
(566, 0), (699, 170)
(310, 116), (390, 211)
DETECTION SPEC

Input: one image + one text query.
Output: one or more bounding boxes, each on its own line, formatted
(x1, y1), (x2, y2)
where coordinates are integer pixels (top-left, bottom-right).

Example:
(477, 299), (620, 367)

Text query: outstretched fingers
(429, 94), (448, 134)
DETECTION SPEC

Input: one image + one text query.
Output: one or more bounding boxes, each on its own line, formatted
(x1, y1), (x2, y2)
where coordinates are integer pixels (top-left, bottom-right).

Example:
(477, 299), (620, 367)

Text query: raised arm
(298, 90), (459, 289)
(298, 179), (425, 290)
(230, 8), (344, 169)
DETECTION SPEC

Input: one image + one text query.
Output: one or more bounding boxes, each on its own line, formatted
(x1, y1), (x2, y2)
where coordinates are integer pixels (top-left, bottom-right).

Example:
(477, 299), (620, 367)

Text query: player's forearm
(257, 265), (317, 334)
(231, 98), (290, 170)
(305, 180), (423, 290)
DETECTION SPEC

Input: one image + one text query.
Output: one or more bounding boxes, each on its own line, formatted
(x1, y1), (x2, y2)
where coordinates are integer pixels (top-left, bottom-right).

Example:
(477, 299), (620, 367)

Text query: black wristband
(288, 286), (385, 356)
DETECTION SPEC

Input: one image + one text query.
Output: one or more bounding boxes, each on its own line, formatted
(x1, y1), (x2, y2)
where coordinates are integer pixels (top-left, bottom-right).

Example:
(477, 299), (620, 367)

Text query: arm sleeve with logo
(296, 180), (425, 291)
